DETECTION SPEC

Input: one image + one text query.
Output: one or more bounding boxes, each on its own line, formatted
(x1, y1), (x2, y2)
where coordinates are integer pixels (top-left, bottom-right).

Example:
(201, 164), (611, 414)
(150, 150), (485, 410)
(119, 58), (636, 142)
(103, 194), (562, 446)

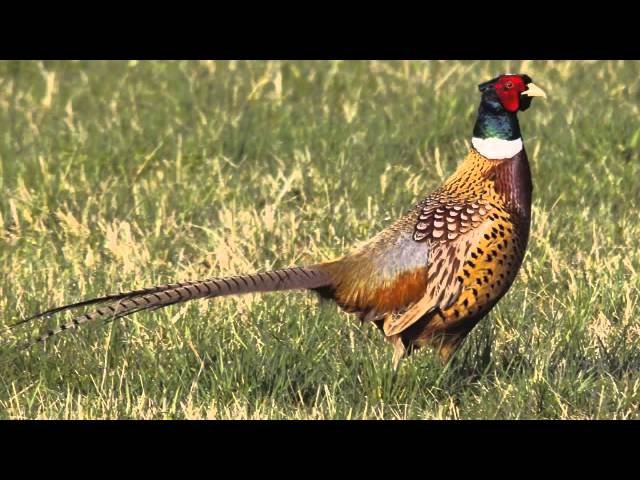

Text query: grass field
(1, 60), (639, 419)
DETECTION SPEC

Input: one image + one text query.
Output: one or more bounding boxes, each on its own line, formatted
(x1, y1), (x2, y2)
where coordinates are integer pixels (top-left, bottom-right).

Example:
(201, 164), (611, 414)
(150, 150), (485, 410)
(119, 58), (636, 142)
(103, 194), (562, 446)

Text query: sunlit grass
(1, 60), (639, 419)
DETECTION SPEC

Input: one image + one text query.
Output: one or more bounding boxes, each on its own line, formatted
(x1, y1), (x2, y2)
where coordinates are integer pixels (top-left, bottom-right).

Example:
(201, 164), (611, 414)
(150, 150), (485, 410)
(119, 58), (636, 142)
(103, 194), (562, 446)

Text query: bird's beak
(521, 83), (547, 98)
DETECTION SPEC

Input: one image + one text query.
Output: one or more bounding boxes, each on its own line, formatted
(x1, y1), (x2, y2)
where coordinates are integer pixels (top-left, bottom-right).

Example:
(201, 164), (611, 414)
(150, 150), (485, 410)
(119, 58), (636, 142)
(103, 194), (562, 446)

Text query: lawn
(0, 60), (639, 419)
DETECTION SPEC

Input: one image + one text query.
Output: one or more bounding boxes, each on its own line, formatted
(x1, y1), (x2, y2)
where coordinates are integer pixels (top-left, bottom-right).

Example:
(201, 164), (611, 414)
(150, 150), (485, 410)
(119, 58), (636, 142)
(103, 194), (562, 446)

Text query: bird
(14, 73), (546, 368)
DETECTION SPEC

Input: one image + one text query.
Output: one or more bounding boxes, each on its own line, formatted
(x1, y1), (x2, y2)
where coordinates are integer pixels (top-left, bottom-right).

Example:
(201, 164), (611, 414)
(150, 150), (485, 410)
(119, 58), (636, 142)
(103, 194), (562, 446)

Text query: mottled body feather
(315, 147), (532, 362)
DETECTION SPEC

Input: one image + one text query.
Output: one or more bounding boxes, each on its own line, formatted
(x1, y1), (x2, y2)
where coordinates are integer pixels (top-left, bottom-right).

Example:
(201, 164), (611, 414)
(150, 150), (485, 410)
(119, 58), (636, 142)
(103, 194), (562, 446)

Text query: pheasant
(14, 73), (546, 367)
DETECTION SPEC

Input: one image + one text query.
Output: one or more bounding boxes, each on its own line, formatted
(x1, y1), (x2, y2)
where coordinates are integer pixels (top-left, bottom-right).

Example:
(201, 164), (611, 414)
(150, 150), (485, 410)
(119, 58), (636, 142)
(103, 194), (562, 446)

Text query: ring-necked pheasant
(15, 73), (546, 367)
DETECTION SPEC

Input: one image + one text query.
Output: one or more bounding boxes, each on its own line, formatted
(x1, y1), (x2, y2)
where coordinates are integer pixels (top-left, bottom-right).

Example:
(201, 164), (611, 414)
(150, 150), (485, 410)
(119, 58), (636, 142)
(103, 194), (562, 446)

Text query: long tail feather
(18, 266), (331, 350)
(9, 281), (205, 330)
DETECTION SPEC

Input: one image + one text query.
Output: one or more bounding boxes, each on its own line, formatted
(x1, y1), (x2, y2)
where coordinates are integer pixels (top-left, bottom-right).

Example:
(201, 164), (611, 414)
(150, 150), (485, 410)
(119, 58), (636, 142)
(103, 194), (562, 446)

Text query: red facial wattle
(494, 75), (527, 112)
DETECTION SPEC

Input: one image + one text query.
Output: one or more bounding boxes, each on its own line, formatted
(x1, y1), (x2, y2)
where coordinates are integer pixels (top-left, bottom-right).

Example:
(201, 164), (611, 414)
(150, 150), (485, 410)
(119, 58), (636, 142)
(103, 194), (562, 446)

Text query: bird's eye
(504, 81), (513, 89)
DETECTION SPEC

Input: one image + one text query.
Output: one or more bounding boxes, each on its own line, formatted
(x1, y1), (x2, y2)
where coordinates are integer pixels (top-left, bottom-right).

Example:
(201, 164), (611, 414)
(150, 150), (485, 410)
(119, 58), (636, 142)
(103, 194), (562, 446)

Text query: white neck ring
(472, 137), (523, 160)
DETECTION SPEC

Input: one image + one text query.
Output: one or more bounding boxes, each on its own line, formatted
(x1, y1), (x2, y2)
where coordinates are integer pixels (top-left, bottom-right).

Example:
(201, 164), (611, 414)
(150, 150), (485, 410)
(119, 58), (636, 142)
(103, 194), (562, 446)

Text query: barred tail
(16, 266), (332, 349)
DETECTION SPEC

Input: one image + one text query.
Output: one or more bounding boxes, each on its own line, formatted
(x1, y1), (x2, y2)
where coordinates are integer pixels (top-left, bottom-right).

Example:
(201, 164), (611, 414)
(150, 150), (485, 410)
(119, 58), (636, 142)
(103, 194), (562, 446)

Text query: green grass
(1, 60), (639, 419)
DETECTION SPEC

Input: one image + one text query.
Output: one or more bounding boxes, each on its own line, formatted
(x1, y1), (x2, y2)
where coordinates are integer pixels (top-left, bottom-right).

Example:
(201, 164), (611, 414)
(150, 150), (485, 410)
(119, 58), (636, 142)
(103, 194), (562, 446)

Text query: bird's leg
(391, 335), (406, 370)
(435, 335), (463, 363)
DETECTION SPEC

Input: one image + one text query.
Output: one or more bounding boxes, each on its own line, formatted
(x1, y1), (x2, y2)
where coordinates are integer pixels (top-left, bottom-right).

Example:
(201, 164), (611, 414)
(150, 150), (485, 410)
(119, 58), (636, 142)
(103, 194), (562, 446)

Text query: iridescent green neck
(473, 97), (521, 141)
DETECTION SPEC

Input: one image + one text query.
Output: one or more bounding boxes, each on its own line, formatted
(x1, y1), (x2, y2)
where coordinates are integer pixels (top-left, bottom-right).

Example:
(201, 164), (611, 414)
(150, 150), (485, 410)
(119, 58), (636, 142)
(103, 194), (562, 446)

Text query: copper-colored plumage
(314, 147), (532, 365)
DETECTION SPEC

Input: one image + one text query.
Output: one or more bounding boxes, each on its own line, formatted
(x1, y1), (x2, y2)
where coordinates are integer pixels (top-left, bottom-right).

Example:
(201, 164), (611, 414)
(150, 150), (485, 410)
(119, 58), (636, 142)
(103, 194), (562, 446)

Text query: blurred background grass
(0, 60), (639, 419)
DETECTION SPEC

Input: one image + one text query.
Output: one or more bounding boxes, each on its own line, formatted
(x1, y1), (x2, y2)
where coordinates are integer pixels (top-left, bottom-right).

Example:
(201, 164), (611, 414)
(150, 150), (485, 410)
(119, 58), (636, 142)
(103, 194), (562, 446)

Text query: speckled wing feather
(383, 199), (493, 336)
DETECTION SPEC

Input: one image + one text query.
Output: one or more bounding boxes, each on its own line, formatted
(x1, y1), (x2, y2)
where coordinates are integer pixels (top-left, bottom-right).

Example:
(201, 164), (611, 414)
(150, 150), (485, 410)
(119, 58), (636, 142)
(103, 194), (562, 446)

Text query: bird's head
(478, 74), (546, 113)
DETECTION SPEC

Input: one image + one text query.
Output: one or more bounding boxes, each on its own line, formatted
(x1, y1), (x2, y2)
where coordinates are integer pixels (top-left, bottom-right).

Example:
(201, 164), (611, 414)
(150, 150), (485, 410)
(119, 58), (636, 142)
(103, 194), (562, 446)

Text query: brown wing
(383, 198), (494, 337)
